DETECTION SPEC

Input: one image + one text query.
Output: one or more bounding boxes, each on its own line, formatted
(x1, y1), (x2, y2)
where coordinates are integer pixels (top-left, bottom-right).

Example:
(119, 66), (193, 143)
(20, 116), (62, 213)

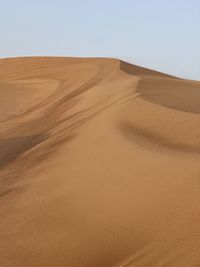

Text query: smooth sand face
(0, 57), (200, 267)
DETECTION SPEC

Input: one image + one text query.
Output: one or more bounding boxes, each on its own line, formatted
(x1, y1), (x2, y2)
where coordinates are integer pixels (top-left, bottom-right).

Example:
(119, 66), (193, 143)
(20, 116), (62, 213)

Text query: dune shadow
(137, 78), (200, 114)
(120, 60), (175, 78)
(0, 134), (49, 169)
(119, 122), (200, 155)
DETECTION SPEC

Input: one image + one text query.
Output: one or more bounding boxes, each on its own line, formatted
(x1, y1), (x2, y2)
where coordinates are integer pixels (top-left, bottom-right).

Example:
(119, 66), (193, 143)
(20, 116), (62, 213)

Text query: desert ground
(0, 57), (200, 267)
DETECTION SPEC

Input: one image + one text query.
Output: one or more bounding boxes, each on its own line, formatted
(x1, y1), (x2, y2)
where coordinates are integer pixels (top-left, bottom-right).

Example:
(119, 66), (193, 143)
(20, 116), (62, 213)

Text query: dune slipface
(0, 57), (200, 267)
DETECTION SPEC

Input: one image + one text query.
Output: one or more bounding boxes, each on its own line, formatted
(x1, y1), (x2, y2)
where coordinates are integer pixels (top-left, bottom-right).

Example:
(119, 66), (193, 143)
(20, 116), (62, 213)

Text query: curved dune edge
(0, 57), (200, 267)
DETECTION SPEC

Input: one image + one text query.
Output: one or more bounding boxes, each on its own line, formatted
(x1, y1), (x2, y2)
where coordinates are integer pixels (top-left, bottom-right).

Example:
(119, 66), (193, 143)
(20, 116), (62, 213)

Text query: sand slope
(0, 57), (200, 267)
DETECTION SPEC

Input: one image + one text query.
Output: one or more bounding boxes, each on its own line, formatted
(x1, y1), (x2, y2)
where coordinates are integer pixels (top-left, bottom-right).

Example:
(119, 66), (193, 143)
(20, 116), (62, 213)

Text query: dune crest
(0, 57), (200, 267)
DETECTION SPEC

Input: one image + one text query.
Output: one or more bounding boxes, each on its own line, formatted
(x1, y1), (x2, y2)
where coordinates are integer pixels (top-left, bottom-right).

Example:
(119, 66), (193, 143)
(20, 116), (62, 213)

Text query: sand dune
(0, 57), (200, 267)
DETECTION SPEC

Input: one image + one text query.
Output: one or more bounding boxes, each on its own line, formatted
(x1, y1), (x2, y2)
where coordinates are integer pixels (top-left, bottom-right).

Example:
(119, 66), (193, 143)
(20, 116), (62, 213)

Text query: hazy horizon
(1, 0), (200, 80)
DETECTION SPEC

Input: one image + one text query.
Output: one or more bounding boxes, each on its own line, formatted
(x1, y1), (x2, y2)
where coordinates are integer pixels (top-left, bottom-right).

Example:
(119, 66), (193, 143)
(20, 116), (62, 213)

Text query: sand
(0, 57), (200, 267)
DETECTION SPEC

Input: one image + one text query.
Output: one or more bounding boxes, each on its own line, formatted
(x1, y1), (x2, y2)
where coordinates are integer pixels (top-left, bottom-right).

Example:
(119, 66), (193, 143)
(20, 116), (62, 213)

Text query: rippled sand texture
(0, 57), (200, 267)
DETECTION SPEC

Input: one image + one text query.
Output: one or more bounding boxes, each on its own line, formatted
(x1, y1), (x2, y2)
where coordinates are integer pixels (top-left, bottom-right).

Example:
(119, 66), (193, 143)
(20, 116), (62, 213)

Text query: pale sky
(0, 0), (199, 80)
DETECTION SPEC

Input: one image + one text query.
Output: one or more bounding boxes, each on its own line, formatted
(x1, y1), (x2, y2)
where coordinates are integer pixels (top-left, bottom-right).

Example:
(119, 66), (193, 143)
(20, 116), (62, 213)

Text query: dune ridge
(0, 57), (200, 267)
